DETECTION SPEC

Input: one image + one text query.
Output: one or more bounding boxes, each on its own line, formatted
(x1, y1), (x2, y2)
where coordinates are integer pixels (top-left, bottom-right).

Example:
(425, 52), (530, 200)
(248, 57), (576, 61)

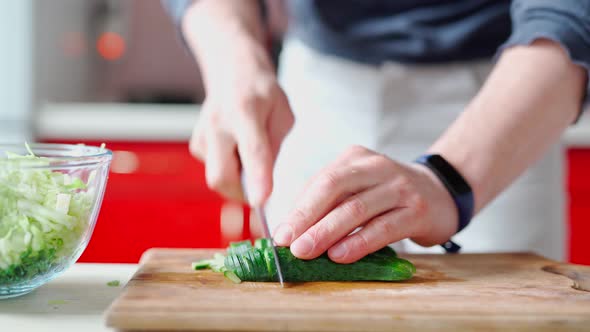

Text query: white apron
(266, 38), (565, 260)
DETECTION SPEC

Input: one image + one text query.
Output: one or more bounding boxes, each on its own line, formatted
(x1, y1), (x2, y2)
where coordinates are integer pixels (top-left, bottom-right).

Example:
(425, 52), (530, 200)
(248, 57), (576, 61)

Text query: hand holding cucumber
(273, 145), (459, 263)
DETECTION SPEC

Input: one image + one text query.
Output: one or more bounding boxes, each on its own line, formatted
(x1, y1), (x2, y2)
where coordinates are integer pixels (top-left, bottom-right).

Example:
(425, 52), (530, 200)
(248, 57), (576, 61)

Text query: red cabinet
(566, 149), (590, 265)
(83, 141), (228, 263)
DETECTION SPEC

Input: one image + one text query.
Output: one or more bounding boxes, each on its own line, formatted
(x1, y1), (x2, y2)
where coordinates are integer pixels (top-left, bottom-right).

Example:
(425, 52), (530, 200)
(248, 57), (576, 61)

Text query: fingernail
(273, 224), (293, 245)
(330, 243), (348, 260)
(291, 233), (314, 257)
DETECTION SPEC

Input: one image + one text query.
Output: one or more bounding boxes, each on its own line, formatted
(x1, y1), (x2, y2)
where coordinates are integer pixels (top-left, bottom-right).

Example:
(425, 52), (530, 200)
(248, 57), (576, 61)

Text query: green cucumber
(254, 238), (272, 249)
(193, 253), (226, 272)
(274, 246), (414, 282)
(193, 240), (415, 282)
(192, 260), (211, 270)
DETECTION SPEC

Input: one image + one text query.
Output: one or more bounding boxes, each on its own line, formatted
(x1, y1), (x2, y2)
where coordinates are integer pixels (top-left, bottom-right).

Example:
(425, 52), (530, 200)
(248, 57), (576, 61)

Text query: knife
(241, 173), (285, 287)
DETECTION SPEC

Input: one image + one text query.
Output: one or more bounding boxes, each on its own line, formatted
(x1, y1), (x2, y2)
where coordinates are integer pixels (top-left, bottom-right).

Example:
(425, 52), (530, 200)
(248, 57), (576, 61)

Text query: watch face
(427, 155), (471, 194)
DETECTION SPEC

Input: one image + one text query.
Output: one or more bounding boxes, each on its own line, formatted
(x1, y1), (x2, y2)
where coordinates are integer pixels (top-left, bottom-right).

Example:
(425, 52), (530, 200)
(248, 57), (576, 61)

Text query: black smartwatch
(414, 154), (474, 253)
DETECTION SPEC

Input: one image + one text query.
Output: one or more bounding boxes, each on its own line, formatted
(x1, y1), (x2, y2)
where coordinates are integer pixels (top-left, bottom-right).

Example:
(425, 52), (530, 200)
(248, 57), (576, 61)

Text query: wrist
(185, 29), (274, 93)
(408, 163), (458, 246)
(411, 153), (474, 245)
(182, 0), (271, 89)
(205, 39), (275, 93)
(183, 0), (266, 42)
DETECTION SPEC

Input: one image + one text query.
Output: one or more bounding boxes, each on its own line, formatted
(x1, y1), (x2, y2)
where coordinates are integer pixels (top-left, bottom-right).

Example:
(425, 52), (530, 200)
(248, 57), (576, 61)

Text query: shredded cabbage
(0, 145), (95, 284)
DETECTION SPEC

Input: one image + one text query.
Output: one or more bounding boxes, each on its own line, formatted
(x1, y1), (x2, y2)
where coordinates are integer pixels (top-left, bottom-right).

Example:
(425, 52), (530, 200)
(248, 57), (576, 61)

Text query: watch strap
(414, 154), (475, 253)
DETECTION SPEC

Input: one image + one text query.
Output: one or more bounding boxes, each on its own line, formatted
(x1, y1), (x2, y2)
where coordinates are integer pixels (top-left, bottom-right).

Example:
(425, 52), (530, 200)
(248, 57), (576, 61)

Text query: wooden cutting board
(105, 249), (590, 332)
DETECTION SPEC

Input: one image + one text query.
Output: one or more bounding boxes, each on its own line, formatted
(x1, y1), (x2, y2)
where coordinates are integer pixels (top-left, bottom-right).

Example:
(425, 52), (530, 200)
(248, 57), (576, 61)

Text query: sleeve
(160, 0), (268, 50)
(160, 0), (268, 30)
(161, 0), (193, 27)
(498, 0), (590, 116)
(160, 0), (194, 52)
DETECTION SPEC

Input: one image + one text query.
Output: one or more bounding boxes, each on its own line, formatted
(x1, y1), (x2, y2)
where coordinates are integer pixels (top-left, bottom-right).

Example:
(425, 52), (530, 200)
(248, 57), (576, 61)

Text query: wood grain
(105, 249), (590, 332)
(543, 263), (590, 292)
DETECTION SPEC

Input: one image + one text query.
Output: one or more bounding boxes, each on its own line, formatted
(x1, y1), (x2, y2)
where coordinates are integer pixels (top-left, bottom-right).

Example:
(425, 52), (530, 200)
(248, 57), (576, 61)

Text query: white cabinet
(0, 1), (32, 130)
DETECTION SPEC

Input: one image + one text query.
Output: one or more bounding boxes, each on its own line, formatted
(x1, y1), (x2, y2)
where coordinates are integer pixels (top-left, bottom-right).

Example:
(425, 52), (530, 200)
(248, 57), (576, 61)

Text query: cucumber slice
(254, 238), (272, 249)
(224, 270), (242, 284)
(192, 260), (211, 270)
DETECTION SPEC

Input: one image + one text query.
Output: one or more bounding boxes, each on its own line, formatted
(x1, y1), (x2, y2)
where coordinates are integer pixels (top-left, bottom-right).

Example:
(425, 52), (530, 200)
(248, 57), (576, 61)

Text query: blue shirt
(287, 0), (512, 64)
(163, 0), (590, 101)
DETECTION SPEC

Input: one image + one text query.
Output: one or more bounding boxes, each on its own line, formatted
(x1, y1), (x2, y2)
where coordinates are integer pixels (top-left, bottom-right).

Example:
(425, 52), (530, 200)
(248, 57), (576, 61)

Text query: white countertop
(34, 102), (590, 146)
(35, 103), (200, 142)
(0, 263), (138, 332)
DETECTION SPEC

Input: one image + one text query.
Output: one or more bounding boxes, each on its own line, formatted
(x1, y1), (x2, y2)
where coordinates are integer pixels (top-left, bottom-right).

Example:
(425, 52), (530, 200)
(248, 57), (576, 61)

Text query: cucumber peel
(192, 240), (415, 283)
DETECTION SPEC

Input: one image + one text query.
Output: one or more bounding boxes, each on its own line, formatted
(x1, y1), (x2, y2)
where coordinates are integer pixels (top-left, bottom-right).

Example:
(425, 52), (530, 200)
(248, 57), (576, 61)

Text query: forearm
(182, 0), (271, 90)
(429, 39), (587, 213)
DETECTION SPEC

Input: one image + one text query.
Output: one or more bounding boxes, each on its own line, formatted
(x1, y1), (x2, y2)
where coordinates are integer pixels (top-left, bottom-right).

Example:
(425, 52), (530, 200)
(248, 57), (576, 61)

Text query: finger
(234, 103), (274, 206)
(268, 89), (295, 159)
(327, 207), (416, 264)
(296, 145), (377, 200)
(289, 182), (402, 259)
(273, 158), (385, 247)
(249, 209), (264, 239)
(189, 124), (207, 161)
(205, 128), (244, 201)
(189, 103), (213, 161)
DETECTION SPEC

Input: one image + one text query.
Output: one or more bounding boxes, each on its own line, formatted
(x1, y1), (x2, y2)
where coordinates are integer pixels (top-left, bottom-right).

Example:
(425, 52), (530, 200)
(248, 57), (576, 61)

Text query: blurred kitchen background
(1, 0), (588, 265)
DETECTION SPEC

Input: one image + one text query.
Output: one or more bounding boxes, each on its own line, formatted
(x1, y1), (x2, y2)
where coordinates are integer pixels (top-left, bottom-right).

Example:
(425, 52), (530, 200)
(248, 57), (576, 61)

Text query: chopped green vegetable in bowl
(0, 143), (112, 298)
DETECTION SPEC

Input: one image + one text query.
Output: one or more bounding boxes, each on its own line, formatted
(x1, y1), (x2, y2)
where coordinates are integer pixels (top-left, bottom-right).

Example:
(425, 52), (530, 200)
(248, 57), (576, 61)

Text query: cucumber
(254, 238), (272, 250)
(274, 246), (414, 282)
(194, 240), (415, 282)
(193, 253), (226, 272)
(192, 260), (211, 270)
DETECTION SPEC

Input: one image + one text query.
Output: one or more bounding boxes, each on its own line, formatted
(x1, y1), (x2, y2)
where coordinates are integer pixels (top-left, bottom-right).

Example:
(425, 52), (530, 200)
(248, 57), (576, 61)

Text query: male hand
(190, 66), (293, 205)
(273, 146), (458, 263)
(183, 0), (294, 205)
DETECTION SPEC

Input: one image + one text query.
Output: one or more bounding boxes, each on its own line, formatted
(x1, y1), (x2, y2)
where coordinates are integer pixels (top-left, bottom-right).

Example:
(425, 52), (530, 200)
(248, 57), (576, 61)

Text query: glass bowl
(0, 143), (112, 298)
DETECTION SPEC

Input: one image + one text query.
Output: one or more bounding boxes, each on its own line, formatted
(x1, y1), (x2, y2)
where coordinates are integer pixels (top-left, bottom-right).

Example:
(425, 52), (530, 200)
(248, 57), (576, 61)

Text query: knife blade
(241, 173), (285, 287)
